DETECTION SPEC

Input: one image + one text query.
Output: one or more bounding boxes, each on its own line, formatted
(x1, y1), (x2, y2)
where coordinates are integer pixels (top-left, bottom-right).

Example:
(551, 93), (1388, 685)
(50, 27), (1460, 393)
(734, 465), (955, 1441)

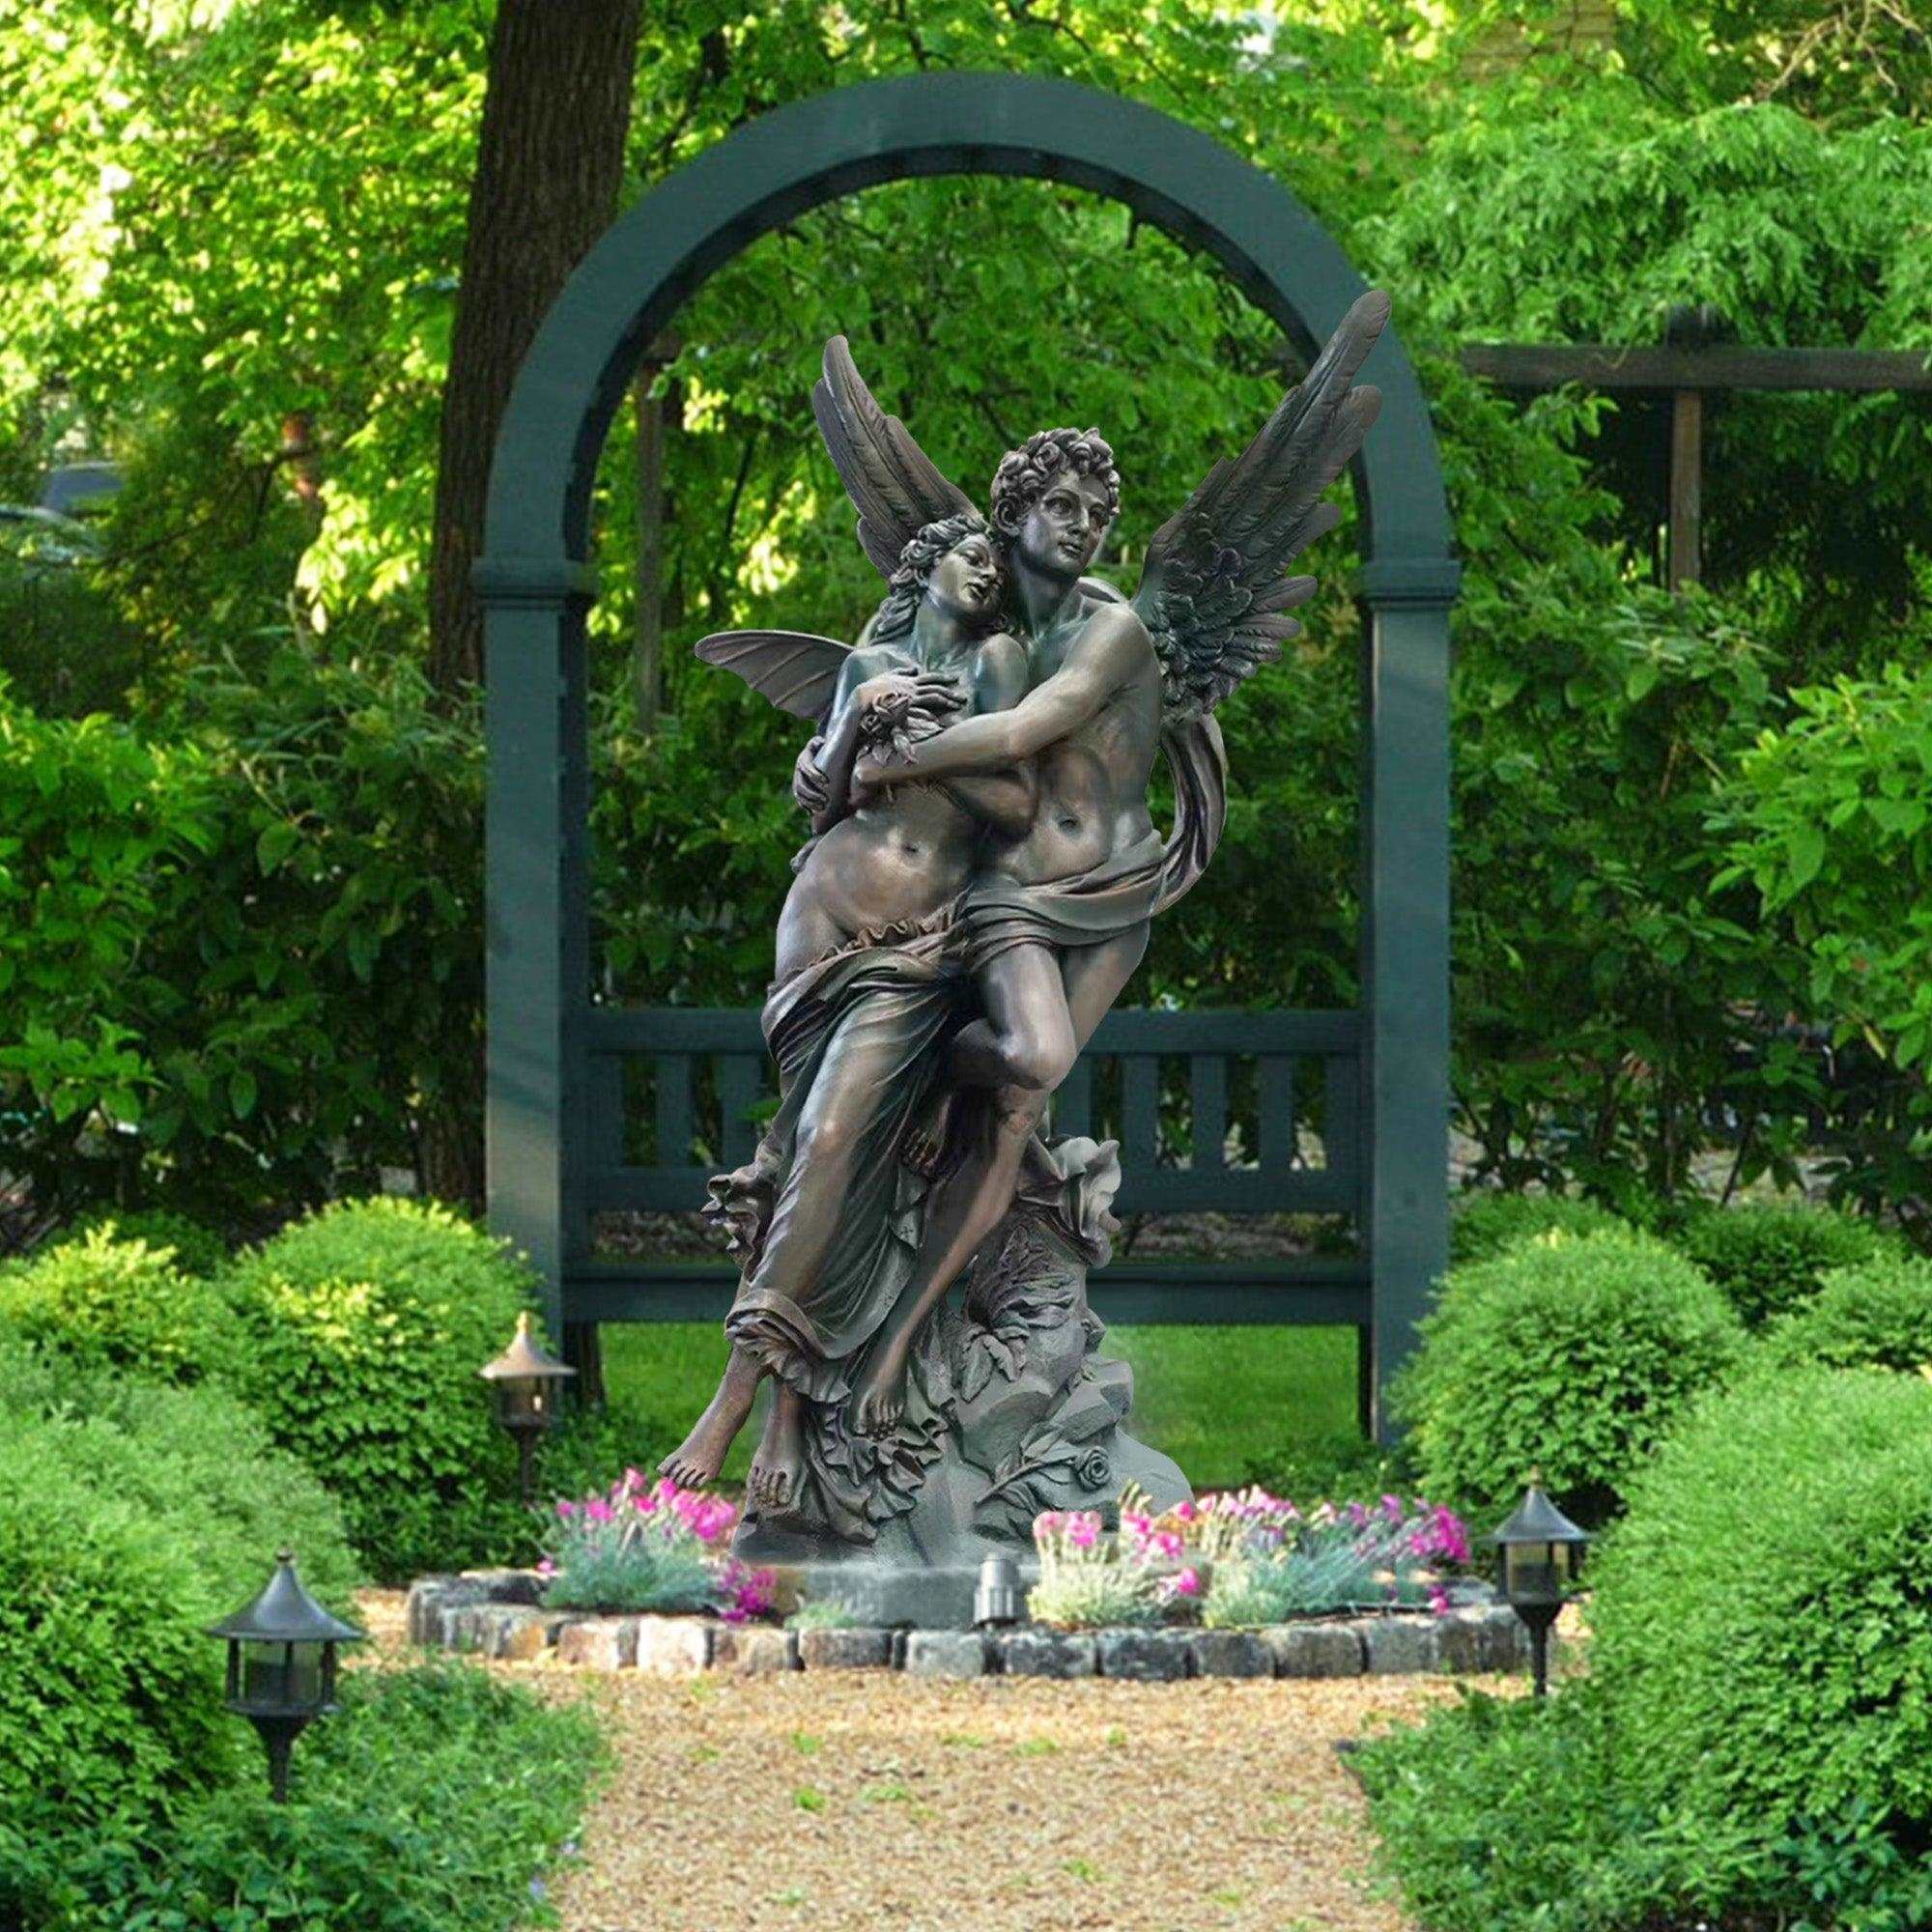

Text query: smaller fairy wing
(694, 630), (851, 722)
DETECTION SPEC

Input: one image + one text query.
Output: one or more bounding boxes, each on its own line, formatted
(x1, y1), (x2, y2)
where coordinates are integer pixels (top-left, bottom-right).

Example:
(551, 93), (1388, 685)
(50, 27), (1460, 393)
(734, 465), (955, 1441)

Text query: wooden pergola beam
(1461, 344), (1932, 393)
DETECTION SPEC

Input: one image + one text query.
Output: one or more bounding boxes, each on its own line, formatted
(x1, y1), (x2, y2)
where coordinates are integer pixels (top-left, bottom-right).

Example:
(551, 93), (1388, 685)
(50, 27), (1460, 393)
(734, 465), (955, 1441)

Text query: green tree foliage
(5, 1662), (606, 1932)
(0, 2), (1927, 1226)
(1355, 1363), (1932, 1930)
(1676, 1197), (1902, 1326)
(0, 1343), (359, 1839)
(0, 1225), (232, 1381)
(1590, 1366), (1932, 1864)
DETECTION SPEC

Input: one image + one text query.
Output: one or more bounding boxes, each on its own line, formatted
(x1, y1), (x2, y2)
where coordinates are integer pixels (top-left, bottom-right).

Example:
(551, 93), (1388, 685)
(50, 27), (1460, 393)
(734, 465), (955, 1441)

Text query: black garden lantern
(480, 1309), (575, 1502)
(1490, 1474), (1590, 1698)
(208, 1550), (365, 1801)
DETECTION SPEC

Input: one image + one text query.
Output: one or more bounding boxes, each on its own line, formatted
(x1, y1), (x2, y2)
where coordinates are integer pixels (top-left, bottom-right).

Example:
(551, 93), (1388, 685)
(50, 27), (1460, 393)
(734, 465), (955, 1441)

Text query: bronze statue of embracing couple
(662, 296), (1390, 1562)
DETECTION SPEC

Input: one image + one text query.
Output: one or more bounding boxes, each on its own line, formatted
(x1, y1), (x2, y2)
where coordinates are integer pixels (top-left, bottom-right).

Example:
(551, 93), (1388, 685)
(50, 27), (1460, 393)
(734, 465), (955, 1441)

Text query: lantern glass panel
(1504, 1542), (1566, 1605)
(241, 1639), (290, 1707)
(495, 1375), (544, 1429)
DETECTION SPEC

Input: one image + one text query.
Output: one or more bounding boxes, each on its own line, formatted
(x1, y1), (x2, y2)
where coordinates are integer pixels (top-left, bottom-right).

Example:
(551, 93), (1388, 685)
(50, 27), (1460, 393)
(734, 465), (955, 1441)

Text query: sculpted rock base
(734, 1134), (1188, 1575)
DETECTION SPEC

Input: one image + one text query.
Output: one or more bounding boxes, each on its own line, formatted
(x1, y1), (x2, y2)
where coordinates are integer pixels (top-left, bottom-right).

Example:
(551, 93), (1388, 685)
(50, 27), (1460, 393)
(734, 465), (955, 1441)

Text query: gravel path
(526, 1668), (1492, 1932)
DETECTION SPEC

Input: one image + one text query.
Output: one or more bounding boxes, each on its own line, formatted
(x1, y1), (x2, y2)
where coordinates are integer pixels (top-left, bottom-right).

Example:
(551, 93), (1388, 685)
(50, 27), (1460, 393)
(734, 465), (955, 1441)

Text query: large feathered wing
(1133, 290), (1390, 914)
(694, 630), (850, 723)
(1132, 289), (1388, 722)
(811, 335), (978, 580)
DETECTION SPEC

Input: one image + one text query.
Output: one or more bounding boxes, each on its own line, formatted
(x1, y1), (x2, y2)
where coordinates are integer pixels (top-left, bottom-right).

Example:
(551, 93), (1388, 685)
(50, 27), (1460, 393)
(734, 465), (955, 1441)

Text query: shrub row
(1357, 1367), (1932, 1931)
(0, 1196), (560, 1580)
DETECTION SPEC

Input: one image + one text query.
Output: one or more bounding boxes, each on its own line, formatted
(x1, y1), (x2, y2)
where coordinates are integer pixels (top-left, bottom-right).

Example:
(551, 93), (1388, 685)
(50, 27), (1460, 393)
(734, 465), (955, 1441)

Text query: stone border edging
(407, 1571), (1532, 1681)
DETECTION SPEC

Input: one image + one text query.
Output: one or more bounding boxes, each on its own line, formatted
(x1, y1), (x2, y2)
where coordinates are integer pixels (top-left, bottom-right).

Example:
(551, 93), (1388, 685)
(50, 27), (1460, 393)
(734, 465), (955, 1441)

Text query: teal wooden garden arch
(479, 72), (1459, 1438)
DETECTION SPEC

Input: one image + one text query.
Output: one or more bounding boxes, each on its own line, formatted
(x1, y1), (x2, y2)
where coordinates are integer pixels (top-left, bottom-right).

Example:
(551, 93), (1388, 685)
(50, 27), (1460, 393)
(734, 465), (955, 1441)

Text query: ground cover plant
(1394, 1228), (1746, 1523)
(540, 1469), (774, 1620)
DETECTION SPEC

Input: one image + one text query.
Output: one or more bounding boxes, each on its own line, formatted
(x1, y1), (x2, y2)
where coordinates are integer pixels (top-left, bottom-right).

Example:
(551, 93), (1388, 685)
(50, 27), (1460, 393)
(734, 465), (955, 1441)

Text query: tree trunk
(418, 0), (643, 1243)
(426, 0), (644, 698)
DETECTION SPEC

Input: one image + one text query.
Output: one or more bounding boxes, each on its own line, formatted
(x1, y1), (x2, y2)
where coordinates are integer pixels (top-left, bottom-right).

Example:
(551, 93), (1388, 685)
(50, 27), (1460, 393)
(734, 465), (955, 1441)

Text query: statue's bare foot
(902, 1087), (958, 1179)
(658, 1377), (755, 1490)
(749, 1384), (805, 1513)
(851, 1339), (910, 1436)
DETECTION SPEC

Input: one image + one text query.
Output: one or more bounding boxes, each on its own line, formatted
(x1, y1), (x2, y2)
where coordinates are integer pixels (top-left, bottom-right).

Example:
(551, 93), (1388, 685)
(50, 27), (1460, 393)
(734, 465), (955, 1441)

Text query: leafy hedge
(220, 1197), (536, 1579)
(0, 1226), (232, 1383)
(1590, 1367), (1932, 1862)
(1677, 1200), (1901, 1327)
(1394, 1229), (1744, 1521)
(3, 1663), (605, 1932)
(1357, 1364), (1932, 1931)
(1763, 1252), (1932, 1373)
(0, 1346), (358, 1837)
(1447, 1191), (1635, 1267)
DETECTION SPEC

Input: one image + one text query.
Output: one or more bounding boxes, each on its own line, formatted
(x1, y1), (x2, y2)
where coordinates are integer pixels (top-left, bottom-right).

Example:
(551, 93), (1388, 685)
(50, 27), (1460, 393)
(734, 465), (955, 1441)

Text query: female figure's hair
(987, 428), (1122, 541)
(870, 510), (1001, 643)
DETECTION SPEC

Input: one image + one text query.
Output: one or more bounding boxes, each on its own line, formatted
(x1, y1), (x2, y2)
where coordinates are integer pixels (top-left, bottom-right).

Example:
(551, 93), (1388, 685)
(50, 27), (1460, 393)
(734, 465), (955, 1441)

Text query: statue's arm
(938, 633), (1038, 838)
(799, 656), (869, 835)
(861, 610), (1144, 784)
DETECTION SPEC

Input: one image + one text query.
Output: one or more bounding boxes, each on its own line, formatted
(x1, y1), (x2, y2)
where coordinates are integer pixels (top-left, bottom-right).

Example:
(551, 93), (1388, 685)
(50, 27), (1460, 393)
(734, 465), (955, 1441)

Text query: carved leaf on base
(975, 1421), (1081, 1538)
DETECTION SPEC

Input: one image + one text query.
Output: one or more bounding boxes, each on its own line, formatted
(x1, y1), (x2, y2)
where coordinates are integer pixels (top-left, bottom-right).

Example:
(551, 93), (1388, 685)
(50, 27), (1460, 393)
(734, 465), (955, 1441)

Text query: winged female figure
(658, 497), (1038, 1527)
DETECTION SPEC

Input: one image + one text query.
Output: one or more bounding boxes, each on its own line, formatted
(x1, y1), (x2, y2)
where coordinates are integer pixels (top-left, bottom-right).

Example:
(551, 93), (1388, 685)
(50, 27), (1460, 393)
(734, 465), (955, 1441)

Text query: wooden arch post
(478, 72), (1458, 1438)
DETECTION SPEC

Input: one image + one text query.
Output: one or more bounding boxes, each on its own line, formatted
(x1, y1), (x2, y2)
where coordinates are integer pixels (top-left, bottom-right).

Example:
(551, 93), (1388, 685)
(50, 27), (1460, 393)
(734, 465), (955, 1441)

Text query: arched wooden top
(480, 71), (1456, 595)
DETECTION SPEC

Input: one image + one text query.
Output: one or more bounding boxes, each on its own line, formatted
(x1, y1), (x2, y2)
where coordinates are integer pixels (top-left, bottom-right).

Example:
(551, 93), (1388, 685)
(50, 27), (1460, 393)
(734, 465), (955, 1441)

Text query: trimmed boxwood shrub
(220, 1196), (537, 1578)
(1394, 1230), (1744, 1522)
(1676, 1200), (1902, 1328)
(0, 1226), (232, 1383)
(1762, 1251), (1932, 1374)
(71, 1208), (230, 1279)
(1589, 1366), (1932, 1859)
(0, 1347), (358, 1838)
(1447, 1190), (1634, 1267)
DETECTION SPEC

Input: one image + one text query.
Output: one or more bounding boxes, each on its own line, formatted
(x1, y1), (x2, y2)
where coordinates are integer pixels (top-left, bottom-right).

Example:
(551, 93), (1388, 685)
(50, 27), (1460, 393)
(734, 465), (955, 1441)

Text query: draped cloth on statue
(953, 827), (1166, 971)
(714, 914), (961, 1406)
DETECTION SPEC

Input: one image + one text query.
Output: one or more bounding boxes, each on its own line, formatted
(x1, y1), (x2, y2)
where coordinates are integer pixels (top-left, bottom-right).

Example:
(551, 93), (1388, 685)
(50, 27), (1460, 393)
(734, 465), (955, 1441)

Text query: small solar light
(208, 1550), (365, 1801)
(480, 1311), (576, 1503)
(974, 1551), (1023, 1628)
(1490, 1472), (1590, 1698)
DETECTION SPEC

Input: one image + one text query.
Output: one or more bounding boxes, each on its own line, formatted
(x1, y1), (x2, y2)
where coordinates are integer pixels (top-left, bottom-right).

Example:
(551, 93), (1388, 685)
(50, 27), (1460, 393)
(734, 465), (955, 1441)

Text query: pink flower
(554, 1499), (578, 1520)
(584, 1498), (614, 1524)
(1428, 1582), (1451, 1615)
(535, 1557), (557, 1578)
(1381, 1493), (1406, 1521)
(1066, 1513), (1101, 1550)
(1170, 1567), (1202, 1598)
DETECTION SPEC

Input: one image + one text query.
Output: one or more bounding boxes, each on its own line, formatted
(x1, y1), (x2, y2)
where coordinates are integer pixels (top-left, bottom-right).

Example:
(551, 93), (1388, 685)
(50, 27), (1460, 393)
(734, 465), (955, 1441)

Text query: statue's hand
(857, 670), (961, 766)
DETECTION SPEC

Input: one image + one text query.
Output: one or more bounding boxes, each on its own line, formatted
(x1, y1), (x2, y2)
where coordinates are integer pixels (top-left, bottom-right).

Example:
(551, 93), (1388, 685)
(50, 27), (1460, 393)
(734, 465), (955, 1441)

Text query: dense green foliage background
(1, 0), (1928, 1241)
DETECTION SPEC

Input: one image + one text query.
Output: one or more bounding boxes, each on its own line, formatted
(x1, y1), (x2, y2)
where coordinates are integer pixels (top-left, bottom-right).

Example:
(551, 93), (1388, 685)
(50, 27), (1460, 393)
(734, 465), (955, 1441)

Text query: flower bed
(409, 1477), (1519, 1681)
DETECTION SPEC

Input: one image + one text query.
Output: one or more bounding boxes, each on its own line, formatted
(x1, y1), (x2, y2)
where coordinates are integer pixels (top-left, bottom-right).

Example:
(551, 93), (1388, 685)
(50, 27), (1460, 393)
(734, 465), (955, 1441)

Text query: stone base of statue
(732, 1133), (1189, 1575)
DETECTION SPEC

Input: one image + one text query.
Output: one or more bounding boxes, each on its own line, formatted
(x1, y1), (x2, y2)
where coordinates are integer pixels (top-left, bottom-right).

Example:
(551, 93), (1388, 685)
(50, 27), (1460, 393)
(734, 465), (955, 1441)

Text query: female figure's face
(923, 531), (1002, 624)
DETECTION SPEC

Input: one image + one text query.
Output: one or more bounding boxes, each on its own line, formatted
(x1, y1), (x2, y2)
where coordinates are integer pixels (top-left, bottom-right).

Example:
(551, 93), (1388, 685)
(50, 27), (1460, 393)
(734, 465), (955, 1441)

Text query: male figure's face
(1011, 468), (1113, 581)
